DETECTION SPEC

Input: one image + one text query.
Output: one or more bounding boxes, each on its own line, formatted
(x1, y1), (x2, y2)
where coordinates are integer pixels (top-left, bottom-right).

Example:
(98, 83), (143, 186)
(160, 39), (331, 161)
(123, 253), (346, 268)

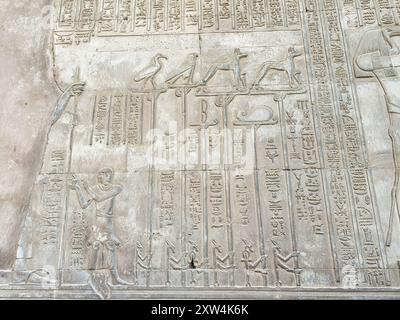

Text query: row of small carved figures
(132, 47), (303, 91)
(134, 239), (302, 287)
(50, 47), (303, 127)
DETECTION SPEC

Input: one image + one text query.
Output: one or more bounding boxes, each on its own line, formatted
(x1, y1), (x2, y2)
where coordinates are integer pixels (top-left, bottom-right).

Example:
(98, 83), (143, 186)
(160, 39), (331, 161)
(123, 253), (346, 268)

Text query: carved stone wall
(1, 0), (400, 299)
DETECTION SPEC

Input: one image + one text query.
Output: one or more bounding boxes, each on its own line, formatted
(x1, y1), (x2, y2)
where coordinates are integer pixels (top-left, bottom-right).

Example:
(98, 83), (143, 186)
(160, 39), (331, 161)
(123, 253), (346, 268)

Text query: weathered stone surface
(1, 0), (400, 299)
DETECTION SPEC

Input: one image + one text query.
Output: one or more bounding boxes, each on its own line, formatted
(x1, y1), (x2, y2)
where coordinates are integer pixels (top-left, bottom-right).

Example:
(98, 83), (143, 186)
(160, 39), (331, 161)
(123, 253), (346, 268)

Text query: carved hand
(67, 82), (86, 97)
(68, 174), (79, 190)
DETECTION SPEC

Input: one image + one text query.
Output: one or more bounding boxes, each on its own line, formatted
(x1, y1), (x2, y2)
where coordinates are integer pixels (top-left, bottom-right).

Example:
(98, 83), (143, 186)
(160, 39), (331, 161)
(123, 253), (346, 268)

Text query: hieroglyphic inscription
(251, 0), (266, 28)
(235, 175), (250, 225)
(110, 95), (125, 146)
(303, 0), (387, 284)
(98, 0), (117, 33)
(209, 172), (225, 228)
(269, 0), (284, 27)
(265, 169), (288, 238)
(292, 101), (325, 235)
(126, 94), (143, 145)
(91, 94), (143, 146)
(235, 0), (250, 29)
(13, 0), (400, 300)
(69, 210), (87, 268)
(189, 173), (202, 230)
(323, 0), (387, 285)
(160, 171), (176, 227)
(55, 0), (301, 45)
(303, 0), (360, 277)
(41, 151), (66, 246)
(92, 95), (110, 145)
(58, 0), (77, 29)
(77, 0), (97, 30)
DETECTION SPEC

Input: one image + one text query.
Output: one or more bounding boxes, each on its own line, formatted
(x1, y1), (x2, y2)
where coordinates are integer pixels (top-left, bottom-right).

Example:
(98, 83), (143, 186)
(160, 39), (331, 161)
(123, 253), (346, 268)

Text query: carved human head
(97, 168), (114, 185)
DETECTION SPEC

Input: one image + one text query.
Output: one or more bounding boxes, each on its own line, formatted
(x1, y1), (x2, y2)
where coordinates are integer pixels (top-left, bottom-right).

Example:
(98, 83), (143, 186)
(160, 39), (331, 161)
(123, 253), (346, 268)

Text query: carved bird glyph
(134, 53), (168, 89)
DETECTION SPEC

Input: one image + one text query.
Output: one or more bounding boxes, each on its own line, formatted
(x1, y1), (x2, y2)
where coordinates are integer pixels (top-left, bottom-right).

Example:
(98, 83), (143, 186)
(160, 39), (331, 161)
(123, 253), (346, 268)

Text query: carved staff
(146, 91), (160, 286)
(234, 104), (278, 286)
(359, 68), (400, 247)
(386, 109), (400, 247)
(176, 86), (192, 287)
(169, 58), (200, 285)
(274, 94), (301, 286)
(219, 95), (236, 287)
(189, 99), (220, 286)
(58, 68), (85, 281)
(370, 71), (400, 247)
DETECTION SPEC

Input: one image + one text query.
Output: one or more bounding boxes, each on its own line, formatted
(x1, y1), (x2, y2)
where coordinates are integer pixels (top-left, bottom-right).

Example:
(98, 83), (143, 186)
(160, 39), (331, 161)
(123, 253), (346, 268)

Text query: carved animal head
(385, 27), (400, 38)
(288, 46), (302, 56)
(155, 53), (168, 61)
(136, 241), (144, 253)
(189, 240), (199, 252)
(212, 240), (222, 253)
(241, 239), (254, 253)
(234, 48), (248, 59)
(166, 240), (176, 253)
(271, 239), (281, 251)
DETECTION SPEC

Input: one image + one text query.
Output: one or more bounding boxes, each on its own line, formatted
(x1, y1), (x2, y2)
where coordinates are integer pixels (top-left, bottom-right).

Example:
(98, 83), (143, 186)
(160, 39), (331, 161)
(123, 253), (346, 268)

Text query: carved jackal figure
(253, 47), (302, 88)
(201, 48), (248, 89)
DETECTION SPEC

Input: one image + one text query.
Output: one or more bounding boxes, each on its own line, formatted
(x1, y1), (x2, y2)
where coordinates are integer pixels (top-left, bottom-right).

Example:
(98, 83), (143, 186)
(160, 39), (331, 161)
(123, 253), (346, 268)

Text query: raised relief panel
(53, 0), (302, 45)
(4, 0), (400, 299)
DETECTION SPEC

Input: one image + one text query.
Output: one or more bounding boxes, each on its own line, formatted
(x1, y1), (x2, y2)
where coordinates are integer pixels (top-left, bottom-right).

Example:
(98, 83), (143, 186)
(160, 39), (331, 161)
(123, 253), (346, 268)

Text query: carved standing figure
(253, 47), (302, 89)
(70, 168), (129, 299)
(354, 26), (400, 246)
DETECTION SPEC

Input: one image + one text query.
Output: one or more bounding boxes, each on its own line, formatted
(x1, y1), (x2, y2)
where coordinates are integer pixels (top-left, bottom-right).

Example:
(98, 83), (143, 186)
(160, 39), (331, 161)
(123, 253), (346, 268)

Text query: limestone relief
(2, 0), (400, 300)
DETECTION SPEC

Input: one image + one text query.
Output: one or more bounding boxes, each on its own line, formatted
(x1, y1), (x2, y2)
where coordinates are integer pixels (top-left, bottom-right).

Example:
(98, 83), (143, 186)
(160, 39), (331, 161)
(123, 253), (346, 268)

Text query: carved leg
(202, 65), (219, 85)
(142, 77), (150, 90)
(213, 269), (219, 286)
(233, 69), (242, 90)
(150, 76), (157, 90)
(293, 70), (302, 86)
(253, 64), (268, 88)
(245, 269), (251, 287)
(285, 70), (293, 88)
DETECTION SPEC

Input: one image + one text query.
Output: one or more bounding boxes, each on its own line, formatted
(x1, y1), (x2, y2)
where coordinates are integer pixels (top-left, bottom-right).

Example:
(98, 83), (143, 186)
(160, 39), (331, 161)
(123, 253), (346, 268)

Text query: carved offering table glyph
(2, 0), (400, 299)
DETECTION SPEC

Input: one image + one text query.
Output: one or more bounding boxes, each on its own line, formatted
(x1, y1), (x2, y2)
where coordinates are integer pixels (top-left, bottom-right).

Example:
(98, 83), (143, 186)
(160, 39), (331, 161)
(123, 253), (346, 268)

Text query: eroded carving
(134, 54), (168, 90)
(355, 26), (400, 247)
(70, 168), (130, 299)
(253, 47), (303, 90)
(5, 0), (400, 300)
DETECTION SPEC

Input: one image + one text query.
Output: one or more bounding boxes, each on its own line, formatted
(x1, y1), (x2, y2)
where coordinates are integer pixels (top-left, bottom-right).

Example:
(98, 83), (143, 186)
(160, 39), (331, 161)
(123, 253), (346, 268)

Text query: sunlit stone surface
(1, 0), (400, 299)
